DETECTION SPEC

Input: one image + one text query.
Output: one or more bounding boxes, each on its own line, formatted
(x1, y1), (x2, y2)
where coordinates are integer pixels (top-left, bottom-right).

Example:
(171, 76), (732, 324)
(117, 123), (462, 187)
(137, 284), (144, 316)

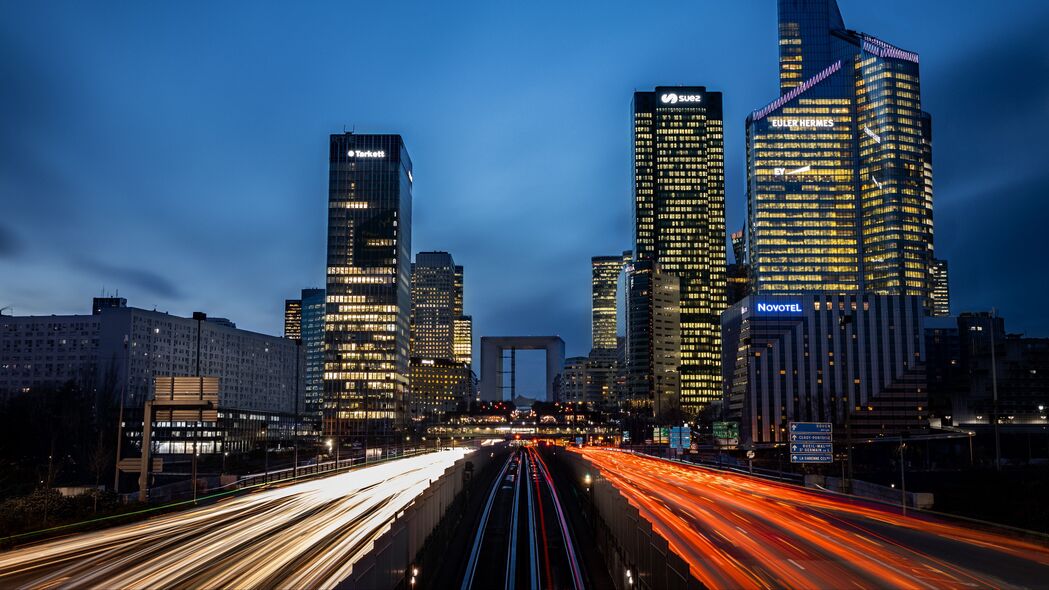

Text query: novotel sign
(755, 302), (804, 314)
(348, 149), (386, 158)
(660, 93), (702, 105)
(768, 117), (834, 129)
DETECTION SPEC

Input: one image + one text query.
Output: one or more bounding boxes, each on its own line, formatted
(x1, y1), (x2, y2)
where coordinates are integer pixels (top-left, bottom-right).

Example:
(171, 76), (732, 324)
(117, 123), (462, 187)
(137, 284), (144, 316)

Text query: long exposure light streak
(576, 448), (1049, 589)
(0, 449), (469, 590)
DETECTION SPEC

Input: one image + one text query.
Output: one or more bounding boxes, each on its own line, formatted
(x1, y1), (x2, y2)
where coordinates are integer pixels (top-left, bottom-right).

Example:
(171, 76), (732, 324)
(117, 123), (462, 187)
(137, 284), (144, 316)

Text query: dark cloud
(72, 258), (182, 300)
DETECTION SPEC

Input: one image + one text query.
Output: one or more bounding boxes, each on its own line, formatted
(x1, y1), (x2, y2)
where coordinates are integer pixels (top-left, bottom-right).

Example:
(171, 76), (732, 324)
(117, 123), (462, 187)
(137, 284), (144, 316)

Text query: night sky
(3, 1), (1048, 397)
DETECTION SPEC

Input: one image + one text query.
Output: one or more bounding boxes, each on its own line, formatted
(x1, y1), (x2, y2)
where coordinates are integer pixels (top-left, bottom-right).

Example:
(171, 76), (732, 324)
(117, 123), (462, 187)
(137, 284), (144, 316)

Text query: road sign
(789, 432), (832, 442)
(669, 427), (691, 450)
(713, 421), (739, 447)
(789, 422), (833, 463)
(791, 453), (833, 463)
(790, 443), (832, 454)
(790, 422), (832, 433)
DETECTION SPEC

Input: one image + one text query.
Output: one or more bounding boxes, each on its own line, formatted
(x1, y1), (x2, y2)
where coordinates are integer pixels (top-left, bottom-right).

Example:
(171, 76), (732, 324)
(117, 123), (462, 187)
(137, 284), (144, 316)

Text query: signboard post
(788, 422), (833, 464)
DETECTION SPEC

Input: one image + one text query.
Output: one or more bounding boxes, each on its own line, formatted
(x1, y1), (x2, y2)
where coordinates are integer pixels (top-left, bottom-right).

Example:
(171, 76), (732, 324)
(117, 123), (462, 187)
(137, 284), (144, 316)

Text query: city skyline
(3, 1), (1049, 393)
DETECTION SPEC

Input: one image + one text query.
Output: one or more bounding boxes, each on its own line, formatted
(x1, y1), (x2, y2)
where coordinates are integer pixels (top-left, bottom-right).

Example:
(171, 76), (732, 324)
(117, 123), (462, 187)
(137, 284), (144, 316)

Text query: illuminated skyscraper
(453, 316), (473, 366)
(633, 87), (727, 415)
(591, 251), (630, 351)
(324, 133), (412, 439)
(748, 0), (935, 303)
(626, 261), (681, 420)
(300, 288), (325, 426)
(410, 251), (471, 420)
(930, 258), (950, 316)
(283, 299), (302, 340)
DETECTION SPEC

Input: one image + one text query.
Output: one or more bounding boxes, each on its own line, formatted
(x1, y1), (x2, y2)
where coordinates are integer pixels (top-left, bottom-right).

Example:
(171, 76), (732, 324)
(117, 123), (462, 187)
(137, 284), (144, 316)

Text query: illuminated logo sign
(768, 118), (834, 129)
(348, 149), (386, 158)
(660, 93), (702, 105)
(756, 302), (803, 314)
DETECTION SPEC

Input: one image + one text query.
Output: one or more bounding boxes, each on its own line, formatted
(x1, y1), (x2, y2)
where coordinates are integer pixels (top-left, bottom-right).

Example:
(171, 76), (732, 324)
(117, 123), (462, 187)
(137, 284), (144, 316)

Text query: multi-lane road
(460, 445), (585, 590)
(578, 448), (1049, 590)
(0, 449), (469, 589)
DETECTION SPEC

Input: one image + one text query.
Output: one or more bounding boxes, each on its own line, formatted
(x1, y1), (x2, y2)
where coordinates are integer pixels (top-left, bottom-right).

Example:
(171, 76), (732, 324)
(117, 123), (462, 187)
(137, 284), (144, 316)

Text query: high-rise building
(453, 316), (473, 366)
(324, 133), (413, 438)
(633, 87), (727, 415)
(300, 288), (325, 427)
(411, 252), (458, 359)
(747, 0), (935, 305)
(559, 357), (589, 404)
(727, 228), (751, 306)
(722, 293), (928, 444)
(283, 299), (302, 340)
(930, 258), (950, 316)
(591, 251), (631, 351)
(409, 251), (471, 420)
(626, 261), (681, 420)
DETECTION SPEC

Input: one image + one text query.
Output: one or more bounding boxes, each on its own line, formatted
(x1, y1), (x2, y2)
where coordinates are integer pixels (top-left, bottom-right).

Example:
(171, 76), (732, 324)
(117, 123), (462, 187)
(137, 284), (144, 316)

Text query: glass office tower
(748, 0), (936, 305)
(324, 133), (412, 440)
(591, 251), (631, 352)
(633, 87), (728, 415)
(300, 288), (325, 427)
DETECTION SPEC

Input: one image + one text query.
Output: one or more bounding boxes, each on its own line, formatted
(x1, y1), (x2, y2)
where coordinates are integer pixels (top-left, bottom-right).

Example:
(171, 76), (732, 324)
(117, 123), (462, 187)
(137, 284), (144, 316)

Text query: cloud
(72, 258), (182, 300)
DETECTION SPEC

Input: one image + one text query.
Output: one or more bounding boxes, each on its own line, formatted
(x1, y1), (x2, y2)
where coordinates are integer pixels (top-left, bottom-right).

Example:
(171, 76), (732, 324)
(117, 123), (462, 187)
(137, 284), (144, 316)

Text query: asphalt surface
(0, 449), (469, 589)
(578, 447), (1049, 590)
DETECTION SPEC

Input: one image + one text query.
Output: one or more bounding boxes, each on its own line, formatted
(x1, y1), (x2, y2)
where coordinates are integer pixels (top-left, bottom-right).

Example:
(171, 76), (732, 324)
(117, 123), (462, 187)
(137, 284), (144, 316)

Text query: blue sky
(3, 1), (1049, 396)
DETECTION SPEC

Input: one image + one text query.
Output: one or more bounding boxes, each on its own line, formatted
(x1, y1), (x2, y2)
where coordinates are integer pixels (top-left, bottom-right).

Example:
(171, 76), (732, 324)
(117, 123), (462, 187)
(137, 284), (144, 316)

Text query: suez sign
(660, 92), (702, 105)
(768, 117), (835, 129)
(347, 149), (386, 158)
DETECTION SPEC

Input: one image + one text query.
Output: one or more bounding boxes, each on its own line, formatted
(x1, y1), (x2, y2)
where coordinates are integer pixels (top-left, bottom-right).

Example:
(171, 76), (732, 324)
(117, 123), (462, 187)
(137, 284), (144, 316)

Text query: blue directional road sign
(669, 427), (691, 450)
(791, 453), (833, 463)
(789, 422), (833, 463)
(790, 443), (832, 454)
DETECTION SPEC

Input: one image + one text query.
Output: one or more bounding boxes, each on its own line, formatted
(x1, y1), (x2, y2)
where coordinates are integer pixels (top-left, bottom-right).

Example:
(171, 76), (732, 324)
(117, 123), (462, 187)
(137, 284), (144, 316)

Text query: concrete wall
(338, 448), (495, 589)
(805, 474), (934, 509)
(556, 450), (701, 590)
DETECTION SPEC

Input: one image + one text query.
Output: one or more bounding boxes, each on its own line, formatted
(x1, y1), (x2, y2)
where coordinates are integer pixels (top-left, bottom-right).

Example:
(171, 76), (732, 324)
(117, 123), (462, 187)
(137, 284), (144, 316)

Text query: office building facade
(409, 251), (471, 421)
(284, 299), (302, 340)
(633, 87), (728, 415)
(300, 288), (325, 427)
(591, 252), (631, 351)
(722, 293), (927, 444)
(747, 0), (936, 305)
(930, 258), (950, 316)
(626, 261), (682, 420)
(324, 133), (413, 438)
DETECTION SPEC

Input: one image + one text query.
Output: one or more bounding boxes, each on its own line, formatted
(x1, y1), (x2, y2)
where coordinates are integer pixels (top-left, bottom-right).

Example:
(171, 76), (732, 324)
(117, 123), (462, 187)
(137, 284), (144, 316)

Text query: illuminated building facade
(722, 293), (928, 444)
(727, 228), (750, 306)
(283, 299), (302, 339)
(300, 288), (325, 427)
(747, 0), (935, 305)
(591, 252), (631, 351)
(453, 316), (472, 366)
(633, 87), (728, 415)
(324, 133), (412, 438)
(626, 261), (681, 420)
(409, 251), (471, 421)
(930, 258), (950, 316)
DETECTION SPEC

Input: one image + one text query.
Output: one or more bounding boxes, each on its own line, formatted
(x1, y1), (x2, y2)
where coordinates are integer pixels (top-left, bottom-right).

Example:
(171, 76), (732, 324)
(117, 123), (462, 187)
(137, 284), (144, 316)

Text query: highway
(0, 449), (469, 590)
(577, 448), (1049, 590)
(460, 445), (584, 590)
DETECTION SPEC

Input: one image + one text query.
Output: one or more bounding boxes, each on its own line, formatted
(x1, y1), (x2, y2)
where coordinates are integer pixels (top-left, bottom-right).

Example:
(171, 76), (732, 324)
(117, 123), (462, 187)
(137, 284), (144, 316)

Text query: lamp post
(898, 439), (908, 516)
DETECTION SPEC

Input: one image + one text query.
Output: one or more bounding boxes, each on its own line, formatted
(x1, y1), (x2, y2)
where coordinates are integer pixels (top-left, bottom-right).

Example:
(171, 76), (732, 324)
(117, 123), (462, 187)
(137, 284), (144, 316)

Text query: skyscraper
(626, 261), (681, 420)
(410, 251), (471, 420)
(283, 299), (302, 340)
(931, 258), (950, 316)
(591, 251), (631, 351)
(324, 133), (413, 439)
(747, 0), (935, 304)
(300, 288), (325, 426)
(633, 87), (728, 415)
(453, 316), (473, 366)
